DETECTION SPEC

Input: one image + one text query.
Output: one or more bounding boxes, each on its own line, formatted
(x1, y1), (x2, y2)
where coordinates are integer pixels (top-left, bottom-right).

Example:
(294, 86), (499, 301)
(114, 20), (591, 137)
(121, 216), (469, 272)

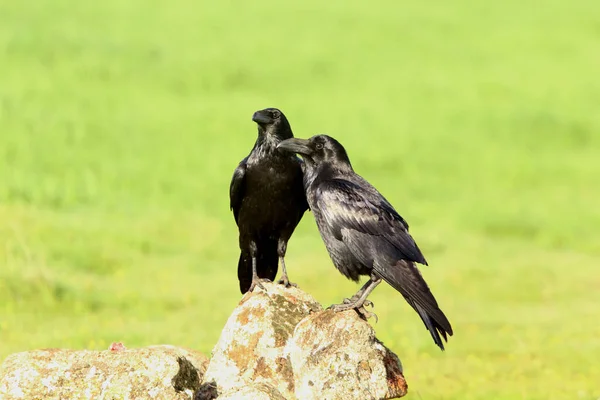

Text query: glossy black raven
(277, 134), (453, 350)
(230, 108), (308, 294)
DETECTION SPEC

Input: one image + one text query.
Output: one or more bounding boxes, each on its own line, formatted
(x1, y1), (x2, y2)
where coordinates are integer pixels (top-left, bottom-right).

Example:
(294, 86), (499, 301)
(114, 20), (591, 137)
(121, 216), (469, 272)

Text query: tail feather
(373, 259), (453, 350)
(238, 241), (279, 294)
(414, 302), (450, 350)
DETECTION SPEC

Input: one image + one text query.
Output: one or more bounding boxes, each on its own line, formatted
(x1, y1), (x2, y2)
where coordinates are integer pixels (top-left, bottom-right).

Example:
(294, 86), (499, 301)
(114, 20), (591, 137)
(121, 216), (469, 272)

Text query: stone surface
(286, 309), (408, 400)
(0, 283), (408, 400)
(212, 383), (286, 400)
(201, 282), (407, 400)
(201, 282), (322, 399)
(0, 344), (208, 400)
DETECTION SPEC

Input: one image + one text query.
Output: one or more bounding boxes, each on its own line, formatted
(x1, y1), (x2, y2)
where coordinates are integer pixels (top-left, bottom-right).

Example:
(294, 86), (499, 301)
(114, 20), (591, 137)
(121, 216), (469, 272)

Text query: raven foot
(277, 256), (297, 288)
(342, 297), (373, 307)
(328, 299), (378, 322)
(355, 303), (378, 322)
(248, 278), (271, 292)
(277, 275), (297, 288)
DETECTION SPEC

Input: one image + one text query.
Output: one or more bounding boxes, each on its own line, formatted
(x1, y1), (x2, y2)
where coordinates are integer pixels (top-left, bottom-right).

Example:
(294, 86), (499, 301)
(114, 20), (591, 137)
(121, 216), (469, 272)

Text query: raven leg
(329, 273), (382, 321)
(247, 241), (269, 292)
(276, 238), (297, 288)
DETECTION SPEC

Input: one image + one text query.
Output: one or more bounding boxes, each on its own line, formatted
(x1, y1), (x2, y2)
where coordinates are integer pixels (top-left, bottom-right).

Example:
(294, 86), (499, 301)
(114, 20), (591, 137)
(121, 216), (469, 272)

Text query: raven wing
(315, 178), (427, 265)
(229, 157), (248, 225)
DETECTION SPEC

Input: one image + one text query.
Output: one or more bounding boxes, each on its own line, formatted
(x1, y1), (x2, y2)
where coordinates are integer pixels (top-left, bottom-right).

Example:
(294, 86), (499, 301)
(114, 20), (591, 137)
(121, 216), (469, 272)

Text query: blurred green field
(1, 0), (599, 398)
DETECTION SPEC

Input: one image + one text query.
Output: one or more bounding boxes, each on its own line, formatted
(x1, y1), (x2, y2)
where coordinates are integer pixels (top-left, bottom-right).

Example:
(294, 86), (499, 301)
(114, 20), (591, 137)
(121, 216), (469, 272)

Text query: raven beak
(277, 138), (312, 156)
(252, 110), (272, 126)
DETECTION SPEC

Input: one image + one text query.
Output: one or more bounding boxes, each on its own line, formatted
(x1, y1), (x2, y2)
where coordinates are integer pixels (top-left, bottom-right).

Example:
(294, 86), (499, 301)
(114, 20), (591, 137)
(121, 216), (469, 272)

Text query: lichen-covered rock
(1, 284), (408, 400)
(0, 344), (208, 400)
(202, 282), (322, 398)
(201, 282), (407, 400)
(285, 309), (407, 400)
(214, 382), (286, 400)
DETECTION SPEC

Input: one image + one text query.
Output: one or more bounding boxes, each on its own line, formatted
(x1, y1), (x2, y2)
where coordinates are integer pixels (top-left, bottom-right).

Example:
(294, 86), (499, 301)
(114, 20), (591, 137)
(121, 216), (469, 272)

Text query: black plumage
(230, 108), (308, 294)
(277, 134), (453, 350)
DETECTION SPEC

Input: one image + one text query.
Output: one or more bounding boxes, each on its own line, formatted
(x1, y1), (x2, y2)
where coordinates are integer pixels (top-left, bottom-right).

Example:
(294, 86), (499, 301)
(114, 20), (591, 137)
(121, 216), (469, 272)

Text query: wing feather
(229, 158), (247, 225)
(316, 178), (427, 265)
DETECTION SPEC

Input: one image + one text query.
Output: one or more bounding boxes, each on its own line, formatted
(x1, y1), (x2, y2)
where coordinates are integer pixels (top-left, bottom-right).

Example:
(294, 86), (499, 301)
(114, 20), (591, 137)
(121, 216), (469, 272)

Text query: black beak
(277, 138), (312, 156)
(252, 110), (272, 126)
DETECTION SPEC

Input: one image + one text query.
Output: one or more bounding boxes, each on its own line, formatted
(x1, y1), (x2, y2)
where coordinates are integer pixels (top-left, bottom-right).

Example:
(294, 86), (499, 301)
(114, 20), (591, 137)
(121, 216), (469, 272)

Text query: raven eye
(315, 143), (324, 150)
(271, 110), (280, 119)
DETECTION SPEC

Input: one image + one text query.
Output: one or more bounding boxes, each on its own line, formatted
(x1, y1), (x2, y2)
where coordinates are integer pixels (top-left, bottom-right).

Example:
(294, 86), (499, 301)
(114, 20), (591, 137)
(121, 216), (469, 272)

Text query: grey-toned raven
(230, 108), (308, 294)
(277, 134), (453, 350)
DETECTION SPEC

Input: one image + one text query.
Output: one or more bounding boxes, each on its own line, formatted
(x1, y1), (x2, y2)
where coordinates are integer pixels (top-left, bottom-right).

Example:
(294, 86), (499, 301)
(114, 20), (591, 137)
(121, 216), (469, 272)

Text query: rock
(0, 344), (208, 400)
(1, 283), (408, 400)
(201, 282), (322, 399)
(201, 282), (407, 400)
(213, 383), (286, 400)
(286, 310), (407, 400)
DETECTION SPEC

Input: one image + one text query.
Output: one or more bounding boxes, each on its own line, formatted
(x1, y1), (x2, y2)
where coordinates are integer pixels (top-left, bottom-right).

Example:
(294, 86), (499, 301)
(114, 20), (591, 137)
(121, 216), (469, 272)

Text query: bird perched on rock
(277, 134), (453, 350)
(230, 108), (308, 294)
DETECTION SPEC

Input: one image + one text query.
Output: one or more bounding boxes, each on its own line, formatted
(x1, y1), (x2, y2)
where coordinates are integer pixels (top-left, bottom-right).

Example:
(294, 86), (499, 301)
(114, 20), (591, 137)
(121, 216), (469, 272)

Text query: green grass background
(1, 0), (599, 398)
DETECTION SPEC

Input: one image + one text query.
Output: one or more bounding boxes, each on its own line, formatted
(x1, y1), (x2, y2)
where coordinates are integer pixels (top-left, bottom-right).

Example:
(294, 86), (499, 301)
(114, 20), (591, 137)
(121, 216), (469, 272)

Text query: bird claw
(277, 275), (297, 288)
(356, 303), (378, 323)
(248, 278), (271, 292)
(328, 299), (378, 322)
(357, 309), (378, 322)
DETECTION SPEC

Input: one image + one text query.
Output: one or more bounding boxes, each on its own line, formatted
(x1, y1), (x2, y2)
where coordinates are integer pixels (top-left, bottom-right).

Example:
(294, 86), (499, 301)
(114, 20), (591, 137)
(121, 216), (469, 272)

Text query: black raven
(277, 134), (453, 350)
(230, 108), (308, 294)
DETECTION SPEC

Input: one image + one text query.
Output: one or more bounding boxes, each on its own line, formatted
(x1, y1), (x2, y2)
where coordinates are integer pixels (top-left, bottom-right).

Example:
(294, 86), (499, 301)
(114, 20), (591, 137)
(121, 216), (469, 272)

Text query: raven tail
(373, 259), (453, 350)
(414, 302), (451, 351)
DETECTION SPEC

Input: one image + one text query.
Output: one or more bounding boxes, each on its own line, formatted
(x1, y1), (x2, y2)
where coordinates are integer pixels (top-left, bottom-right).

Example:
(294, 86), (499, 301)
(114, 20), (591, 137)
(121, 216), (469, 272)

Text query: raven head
(277, 135), (352, 167)
(252, 108), (293, 140)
